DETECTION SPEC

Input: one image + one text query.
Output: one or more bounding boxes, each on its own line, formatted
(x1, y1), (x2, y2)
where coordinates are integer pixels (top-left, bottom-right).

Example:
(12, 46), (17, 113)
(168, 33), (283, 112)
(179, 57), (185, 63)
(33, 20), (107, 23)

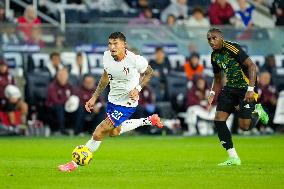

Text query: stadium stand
(0, 0), (284, 135)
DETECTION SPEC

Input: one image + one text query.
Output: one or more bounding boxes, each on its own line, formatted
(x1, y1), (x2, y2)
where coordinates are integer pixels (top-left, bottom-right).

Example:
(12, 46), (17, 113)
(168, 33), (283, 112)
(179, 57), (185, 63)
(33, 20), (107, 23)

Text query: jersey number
(111, 110), (123, 120)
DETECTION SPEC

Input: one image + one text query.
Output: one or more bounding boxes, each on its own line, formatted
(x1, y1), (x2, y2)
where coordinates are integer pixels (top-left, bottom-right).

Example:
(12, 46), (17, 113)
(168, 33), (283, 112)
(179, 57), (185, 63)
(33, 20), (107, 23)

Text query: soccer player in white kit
(58, 32), (163, 172)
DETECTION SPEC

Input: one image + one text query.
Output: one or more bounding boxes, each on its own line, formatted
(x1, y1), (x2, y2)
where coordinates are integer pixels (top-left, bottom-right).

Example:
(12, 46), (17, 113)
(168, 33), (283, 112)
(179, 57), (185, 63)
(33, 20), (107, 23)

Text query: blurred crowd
(1, 0), (284, 26)
(0, 0), (284, 136)
(0, 45), (283, 136)
(0, 0), (283, 48)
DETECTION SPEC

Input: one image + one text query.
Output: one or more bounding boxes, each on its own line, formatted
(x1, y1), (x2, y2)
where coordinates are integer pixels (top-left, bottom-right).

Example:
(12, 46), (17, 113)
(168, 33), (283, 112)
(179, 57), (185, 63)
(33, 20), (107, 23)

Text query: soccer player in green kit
(207, 28), (269, 166)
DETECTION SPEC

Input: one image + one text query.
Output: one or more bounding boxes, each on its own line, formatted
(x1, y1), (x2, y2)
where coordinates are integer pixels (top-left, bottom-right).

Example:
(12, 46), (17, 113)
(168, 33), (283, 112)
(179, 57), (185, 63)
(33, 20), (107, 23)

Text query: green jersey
(211, 41), (255, 90)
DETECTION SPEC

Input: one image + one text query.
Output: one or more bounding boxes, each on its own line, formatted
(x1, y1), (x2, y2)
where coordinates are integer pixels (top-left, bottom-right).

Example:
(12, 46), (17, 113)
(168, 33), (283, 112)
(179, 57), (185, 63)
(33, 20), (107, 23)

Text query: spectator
(71, 53), (89, 77)
(183, 52), (204, 80)
(26, 26), (45, 48)
(208, 0), (235, 25)
(0, 2), (5, 23)
(74, 74), (105, 135)
(149, 47), (171, 81)
(47, 52), (64, 77)
(0, 59), (15, 99)
(184, 6), (210, 27)
(260, 54), (277, 75)
(129, 7), (160, 25)
(0, 85), (28, 128)
(186, 0), (212, 13)
(270, 0), (284, 26)
(184, 75), (216, 135)
(128, 0), (150, 11)
(17, 6), (41, 41)
(1, 24), (20, 45)
(139, 85), (159, 117)
(166, 14), (177, 27)
(86, 0), (130, 13)
(233, 0), (255, 28)
(45, 69), (75, 135)
(161, 0), (189, 23)
(186, 75), (209, 108)
(0, 2), (13, 23)
(258, 71), (278, 130)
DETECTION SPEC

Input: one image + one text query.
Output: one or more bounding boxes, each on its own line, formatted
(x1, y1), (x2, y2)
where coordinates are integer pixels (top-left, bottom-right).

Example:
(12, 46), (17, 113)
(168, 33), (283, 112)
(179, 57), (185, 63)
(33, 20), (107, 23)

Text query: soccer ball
(72, 145), (93, 166)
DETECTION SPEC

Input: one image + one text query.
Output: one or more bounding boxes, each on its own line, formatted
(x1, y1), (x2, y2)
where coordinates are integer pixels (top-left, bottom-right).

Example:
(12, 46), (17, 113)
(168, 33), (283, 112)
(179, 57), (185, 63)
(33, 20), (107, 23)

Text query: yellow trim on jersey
(253, 92), (258, 102)
(241, 70), (249, 85)
(224, 42), (239, 54)
(241, 70), (258, 101)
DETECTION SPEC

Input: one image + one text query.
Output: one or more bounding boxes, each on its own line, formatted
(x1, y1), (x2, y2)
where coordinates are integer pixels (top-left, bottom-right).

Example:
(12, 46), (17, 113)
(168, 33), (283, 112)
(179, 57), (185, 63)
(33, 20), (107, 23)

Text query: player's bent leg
(85, 118), (114, 153)
(109, 126), (121, 137)
(238, 101), (262, 130)
(238, 118), (251, 131)
(92, 118), (115, 141)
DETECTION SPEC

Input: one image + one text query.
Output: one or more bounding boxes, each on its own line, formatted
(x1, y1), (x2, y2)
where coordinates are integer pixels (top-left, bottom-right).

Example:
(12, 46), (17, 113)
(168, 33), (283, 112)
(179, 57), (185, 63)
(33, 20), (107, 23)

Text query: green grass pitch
(1, 135), (284, 189)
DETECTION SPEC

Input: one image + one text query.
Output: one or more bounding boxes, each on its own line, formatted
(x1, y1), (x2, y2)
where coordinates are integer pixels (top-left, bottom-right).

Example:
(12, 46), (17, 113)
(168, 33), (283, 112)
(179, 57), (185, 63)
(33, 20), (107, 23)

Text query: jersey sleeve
(211, 53), (221, 74)
(235, 44), (249, 65)
(135, 55), (149, 73)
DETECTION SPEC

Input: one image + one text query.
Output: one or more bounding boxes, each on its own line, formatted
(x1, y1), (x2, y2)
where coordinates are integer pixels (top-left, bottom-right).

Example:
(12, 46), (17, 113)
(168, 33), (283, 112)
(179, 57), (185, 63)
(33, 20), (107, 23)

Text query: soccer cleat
(218, 157), (241, 166)
(254, 104), (269, 125)
(58, 161), (78, 172)
(148, 114), (163, 128)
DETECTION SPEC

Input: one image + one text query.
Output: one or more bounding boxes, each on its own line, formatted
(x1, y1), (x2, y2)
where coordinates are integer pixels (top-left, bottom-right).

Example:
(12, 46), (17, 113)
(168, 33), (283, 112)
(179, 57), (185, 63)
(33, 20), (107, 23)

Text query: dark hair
(190, 52), (200, 59)
(82, 74), (95, 81)
(50, 52), (60, 59)
(208, 28), (223, 37)
(192, 6), (204, 15)
(109, 32), (126, 42)
(155, 46), (164, 52)
(76, 52), (83, 57)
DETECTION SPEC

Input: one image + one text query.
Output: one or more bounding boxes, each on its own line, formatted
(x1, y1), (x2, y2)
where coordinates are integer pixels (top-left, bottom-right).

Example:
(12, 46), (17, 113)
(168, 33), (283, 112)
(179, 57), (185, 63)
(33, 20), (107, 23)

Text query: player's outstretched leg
(118, 114), (163, 135)
(58, 118), (114, 172)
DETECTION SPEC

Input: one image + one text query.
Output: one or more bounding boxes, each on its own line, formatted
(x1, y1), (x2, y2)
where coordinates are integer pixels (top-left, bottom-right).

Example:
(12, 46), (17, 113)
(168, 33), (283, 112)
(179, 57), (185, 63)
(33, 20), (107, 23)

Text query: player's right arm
(208, 54), (222, 108)
(85, 70), (109, 113)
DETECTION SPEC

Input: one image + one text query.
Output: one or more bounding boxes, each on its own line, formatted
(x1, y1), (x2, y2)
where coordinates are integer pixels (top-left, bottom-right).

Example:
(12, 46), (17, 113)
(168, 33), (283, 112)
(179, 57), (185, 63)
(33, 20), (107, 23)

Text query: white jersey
(103, 50), (148, 107)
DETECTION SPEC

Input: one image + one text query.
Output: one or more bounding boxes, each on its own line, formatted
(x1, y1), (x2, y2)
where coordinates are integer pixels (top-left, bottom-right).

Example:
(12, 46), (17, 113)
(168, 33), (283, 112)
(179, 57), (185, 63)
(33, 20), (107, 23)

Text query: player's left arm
(243, 57), (257, 102)
(234, 44), (257, 102)
(139, 65), (154, 88)
(129, 65), (153, 101)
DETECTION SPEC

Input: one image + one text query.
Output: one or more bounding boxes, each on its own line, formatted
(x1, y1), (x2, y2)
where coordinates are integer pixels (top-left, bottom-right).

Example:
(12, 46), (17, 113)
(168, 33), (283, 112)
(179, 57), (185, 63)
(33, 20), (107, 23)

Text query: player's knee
(239, 123), (250, 131)
(109, 128), (120, 137)
(92, 128), (104, 140)
(93, 132), (103, 141)
(239, 119), (251, 131)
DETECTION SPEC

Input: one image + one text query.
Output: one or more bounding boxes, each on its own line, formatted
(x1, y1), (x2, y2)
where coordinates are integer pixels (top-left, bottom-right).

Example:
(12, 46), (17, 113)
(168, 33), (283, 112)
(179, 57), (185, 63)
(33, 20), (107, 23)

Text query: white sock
(119, 118), (151, 135)
(85, 139), (102, 153)
(227, 148), (239, 158)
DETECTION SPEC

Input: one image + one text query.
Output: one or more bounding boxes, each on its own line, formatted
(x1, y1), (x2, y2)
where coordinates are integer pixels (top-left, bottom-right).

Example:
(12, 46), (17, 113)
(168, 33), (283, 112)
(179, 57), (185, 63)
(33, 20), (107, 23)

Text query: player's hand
(129, 89), (139, 101)
(207, 93), (215, 111)
(244, 91), (254, 102)
(85, 96), (97, 113)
